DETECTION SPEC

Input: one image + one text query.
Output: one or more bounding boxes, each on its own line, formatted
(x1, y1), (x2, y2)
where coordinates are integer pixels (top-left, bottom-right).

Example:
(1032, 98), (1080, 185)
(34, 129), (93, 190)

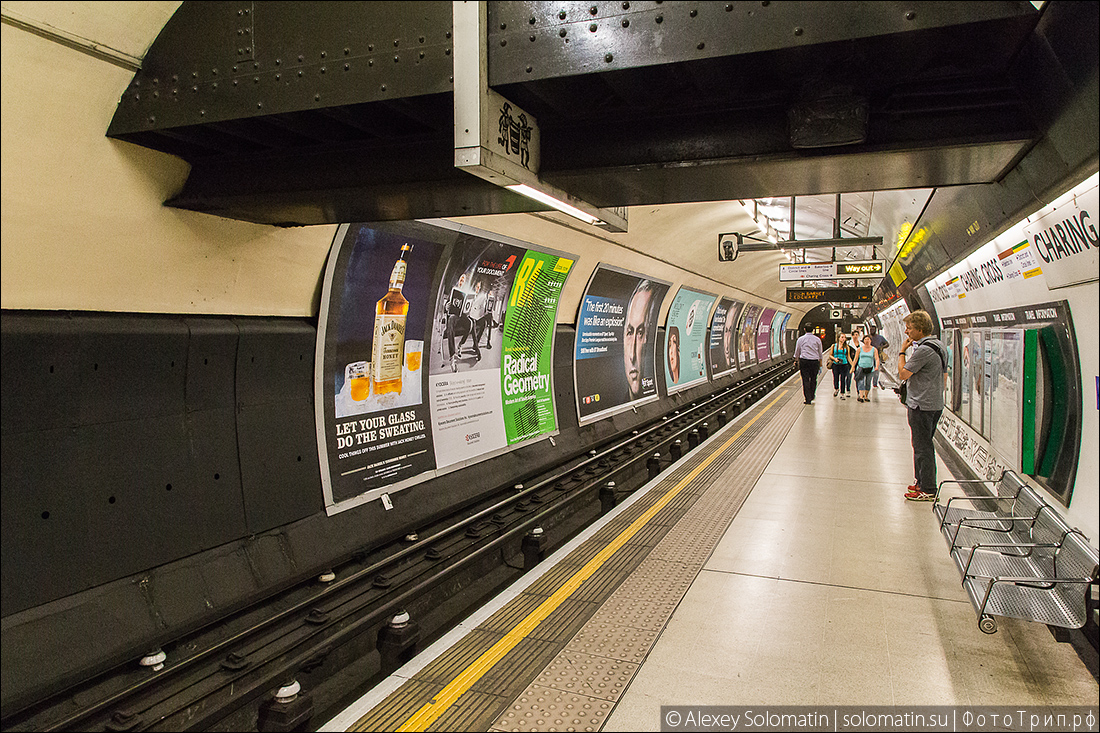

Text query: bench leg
(979, 615), (997, 634)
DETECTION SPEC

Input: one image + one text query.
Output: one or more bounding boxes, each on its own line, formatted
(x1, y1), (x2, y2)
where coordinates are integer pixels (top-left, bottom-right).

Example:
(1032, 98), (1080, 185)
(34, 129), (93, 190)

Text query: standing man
(897, 310), (948, 501)
(464, 280), (489, 363)
(869, 323), (889, 390)
(793, 324), (823, 404)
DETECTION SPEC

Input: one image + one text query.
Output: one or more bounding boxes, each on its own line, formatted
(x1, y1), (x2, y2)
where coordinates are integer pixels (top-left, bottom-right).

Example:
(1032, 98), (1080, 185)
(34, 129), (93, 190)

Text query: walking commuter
(826, 333), (851, 399)
(843, 330), (859, 396)
(793, 324), (823, 404)
(853, 334), (880, 402)
(897, 310), (948, 501)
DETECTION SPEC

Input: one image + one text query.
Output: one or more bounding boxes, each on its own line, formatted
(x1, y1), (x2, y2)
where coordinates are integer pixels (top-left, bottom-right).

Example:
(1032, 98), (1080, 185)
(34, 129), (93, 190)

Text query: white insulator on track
(274, 679), (301, 704)
(140, 649), (166, 671)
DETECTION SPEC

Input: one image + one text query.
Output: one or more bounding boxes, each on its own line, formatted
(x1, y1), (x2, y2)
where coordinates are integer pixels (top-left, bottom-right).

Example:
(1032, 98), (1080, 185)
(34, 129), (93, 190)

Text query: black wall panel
(73, 314), (189, 425)
(1, 427), (90, 615)
(234, 319), (324, 534)
(0, 312), (318, 618)
(183, 318), (239, 411)
(0, 313), (82, 433)
(237, 398), (323, 534)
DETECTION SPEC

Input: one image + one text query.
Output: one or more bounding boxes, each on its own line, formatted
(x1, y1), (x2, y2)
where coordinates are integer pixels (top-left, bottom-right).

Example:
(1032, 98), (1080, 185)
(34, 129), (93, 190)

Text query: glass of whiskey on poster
(348, 360), (370, 401)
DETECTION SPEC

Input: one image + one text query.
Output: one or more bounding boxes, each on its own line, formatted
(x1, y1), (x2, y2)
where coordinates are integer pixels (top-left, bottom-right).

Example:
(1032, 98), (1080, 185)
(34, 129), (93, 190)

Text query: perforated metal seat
(961, 531), (1099, 634)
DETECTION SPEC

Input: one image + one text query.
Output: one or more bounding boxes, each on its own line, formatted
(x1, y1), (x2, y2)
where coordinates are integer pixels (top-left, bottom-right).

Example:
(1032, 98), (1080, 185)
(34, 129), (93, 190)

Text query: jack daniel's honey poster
(317, 223), (443, 509)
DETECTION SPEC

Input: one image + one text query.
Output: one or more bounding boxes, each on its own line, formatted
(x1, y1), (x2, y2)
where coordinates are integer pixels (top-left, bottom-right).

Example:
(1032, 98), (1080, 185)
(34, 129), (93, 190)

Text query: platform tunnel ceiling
(7, 0), (1089, 315)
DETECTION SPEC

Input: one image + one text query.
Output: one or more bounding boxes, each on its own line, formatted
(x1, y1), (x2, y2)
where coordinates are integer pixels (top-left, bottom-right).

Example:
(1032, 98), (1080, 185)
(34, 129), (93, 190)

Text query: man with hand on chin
(897, 310), (948, 502)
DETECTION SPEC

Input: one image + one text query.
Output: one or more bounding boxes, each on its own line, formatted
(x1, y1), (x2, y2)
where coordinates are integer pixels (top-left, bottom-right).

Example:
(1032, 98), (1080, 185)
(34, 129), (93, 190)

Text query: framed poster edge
(667, 377), (709, 395)
(577, 394), (661, 427)
(324, 469), (438, 517)
(316, 223), (353, 512)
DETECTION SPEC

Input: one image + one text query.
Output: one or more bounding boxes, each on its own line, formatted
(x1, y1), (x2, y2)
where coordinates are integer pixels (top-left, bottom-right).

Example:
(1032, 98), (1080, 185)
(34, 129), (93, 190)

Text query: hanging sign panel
(317, 220), (574, 513)
(708, 297), (745, 379)
(786, 287), (873, 302)
(779, 262), (834, 281)
(575, 265), (671, 424)
(664, 287), (717, 394)
(779, 260), (885, 281)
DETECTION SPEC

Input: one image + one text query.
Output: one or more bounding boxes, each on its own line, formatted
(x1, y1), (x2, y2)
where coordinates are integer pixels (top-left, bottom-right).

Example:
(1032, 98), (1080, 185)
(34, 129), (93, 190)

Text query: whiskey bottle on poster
(372, 243), (412, 394)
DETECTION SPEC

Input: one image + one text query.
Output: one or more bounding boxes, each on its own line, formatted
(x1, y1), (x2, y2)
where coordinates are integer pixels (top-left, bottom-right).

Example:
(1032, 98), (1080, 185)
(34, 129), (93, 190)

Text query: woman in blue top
(854, 334), (880, 402)
(827, 334), (851, 399)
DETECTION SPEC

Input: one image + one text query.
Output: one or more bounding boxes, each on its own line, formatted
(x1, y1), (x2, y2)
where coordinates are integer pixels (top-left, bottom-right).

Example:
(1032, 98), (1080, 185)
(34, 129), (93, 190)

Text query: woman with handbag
(853, 334), (880, 402)
(826, 334), (851, 399)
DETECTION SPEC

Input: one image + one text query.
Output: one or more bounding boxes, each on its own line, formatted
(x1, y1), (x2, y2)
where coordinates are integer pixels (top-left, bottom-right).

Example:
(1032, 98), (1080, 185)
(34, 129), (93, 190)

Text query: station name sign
(779, 260), (885, 282)
(786, 287), (873, 303)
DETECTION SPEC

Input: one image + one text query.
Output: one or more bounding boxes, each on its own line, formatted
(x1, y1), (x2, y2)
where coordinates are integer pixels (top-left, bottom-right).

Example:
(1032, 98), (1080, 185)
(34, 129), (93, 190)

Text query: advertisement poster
(770, 311), (790, 358)
(738, 304), (762, 368)
(756, 308), (777, 363)
(317, 220), (574, 513)
(575, 265), (671, 424)
(500, 250), (574, 444)
(664, 287), (717, 394)
(317, 222), (445, 507)
(708, 297), (745, 378)
(428, 235), (573, 469)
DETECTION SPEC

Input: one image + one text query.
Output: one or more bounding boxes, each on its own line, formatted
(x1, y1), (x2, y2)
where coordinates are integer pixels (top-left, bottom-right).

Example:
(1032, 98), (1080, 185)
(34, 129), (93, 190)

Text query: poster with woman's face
(708, 297), (744, 378)
(756, 308), (777, 363)
(575, 265), (670, 424)
(664, 287), (716, 394)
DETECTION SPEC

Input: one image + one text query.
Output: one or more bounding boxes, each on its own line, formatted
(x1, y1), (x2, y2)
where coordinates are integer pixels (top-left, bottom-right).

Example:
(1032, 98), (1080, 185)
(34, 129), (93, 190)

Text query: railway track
(3, 364), (795, 732)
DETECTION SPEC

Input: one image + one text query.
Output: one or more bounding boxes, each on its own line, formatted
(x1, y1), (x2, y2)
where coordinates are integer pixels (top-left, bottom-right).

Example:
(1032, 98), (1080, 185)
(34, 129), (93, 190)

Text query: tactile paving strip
(491, 684), (613, 733)
(350, 384), (801, 732)
(492, 388), (804, 731)
(529, 651), (639, 702)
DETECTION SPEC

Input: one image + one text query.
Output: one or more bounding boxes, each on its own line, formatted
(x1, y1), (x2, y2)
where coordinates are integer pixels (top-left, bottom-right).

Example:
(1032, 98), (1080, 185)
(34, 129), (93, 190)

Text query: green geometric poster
(501, 250), (574, 444)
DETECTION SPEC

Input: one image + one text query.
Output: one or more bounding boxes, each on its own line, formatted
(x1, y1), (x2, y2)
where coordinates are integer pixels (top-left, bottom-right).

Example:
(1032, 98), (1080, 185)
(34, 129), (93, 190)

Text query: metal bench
(935, 482), (1054, 575)
(931, 471), (1099, 634)
(961, 529), (1099, 634)
(933, 470), (1026, 532)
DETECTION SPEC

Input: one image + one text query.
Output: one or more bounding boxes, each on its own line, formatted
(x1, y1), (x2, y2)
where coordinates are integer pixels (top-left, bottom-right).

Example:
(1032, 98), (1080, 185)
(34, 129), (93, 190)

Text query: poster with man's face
(574, 265), (670, 424)
(708, 297), (744, 377)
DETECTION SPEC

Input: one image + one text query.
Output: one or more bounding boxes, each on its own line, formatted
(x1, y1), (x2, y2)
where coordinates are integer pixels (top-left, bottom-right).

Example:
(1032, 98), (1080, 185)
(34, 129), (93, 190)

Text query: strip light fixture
(505, 184), (602, 226)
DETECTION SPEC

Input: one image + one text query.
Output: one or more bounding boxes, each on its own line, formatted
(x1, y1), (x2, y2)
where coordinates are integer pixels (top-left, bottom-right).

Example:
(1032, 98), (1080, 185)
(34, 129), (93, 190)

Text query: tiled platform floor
(604, 381), (1098, 730)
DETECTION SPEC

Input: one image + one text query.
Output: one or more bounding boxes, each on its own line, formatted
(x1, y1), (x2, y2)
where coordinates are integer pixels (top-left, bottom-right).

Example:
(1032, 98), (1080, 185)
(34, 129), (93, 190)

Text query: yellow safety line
(380, 390), (789, 733)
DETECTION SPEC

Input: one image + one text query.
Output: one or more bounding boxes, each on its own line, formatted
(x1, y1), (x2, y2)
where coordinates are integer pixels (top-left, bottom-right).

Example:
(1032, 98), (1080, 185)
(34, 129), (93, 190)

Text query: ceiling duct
(788, 86), (869, 149)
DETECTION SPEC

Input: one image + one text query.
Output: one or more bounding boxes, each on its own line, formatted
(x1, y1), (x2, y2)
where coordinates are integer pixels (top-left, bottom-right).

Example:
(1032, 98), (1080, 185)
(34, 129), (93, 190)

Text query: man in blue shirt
(793, 324), (824, 404)
(896, 310), (947, 501)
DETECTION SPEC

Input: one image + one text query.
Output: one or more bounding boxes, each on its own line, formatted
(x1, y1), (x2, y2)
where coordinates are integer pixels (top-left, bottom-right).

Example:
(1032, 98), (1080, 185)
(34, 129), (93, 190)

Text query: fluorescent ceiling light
(506, 183), (601, 225)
